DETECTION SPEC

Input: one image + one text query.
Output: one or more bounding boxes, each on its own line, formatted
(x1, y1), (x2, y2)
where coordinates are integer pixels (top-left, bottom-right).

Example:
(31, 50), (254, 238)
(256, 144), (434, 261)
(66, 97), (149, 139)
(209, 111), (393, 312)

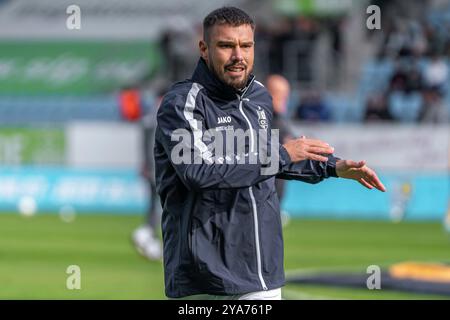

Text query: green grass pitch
(0, 213), (449, 299)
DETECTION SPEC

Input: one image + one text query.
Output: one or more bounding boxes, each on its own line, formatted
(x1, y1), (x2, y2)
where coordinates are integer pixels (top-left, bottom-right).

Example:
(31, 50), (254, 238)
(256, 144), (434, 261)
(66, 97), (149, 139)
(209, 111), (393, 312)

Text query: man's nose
(232, 46), (243, 61)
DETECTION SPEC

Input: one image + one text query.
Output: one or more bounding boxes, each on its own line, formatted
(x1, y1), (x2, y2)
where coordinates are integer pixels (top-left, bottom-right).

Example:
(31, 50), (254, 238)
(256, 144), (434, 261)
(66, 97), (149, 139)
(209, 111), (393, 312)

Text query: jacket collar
(191, 58), (255, 101)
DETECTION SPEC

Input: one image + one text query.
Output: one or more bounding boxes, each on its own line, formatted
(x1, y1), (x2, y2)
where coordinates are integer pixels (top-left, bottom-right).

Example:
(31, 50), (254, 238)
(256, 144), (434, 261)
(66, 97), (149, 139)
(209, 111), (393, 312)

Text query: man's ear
(199, 40), (208, 62)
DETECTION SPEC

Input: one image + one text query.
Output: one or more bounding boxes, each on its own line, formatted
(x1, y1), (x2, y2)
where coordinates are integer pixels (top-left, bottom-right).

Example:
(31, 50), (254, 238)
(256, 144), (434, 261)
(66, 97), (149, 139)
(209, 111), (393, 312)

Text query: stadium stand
(0, 0), (449, 124)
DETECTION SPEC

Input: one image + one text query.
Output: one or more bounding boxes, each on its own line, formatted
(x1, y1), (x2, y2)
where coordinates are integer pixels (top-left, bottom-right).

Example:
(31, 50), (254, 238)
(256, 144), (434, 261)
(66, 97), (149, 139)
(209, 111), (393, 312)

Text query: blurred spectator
(405, 67), (423, 93)
(294, 16), (320, 83)
(294, 90), (331, 122)
(265, 16), (321, 83)
(389, 62), (424, 93)
(266, 74), (293, 142)
(266, 74), (295, 226)
(388, 90), (423, 122)
(423, 54), (448, 91)
(159, 26), (198, 82)
(159, 30), (176, 80)
(118, 88), (142, 122)
(380, 19), (427, 59)
(268, 18), (295, 75)
(408, 21), (428, 57)
(389, 65), (408, 92)
(328, 17), (346, 73)
(364, 93), (393, 122)
(382, 21), (410, 58)
(131, 85), (169, 261)
(418, 86), (449, 123)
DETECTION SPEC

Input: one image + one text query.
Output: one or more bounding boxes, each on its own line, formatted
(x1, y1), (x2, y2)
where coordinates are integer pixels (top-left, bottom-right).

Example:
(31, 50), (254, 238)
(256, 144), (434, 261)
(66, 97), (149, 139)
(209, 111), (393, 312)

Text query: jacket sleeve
(276, 154), (340, 184)
(156, 88), (292, 191)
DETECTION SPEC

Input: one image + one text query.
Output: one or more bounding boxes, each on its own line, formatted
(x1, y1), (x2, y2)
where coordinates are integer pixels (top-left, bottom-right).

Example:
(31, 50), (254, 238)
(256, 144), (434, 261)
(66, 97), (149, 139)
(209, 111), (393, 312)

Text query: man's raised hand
(336, 160), (386, 192)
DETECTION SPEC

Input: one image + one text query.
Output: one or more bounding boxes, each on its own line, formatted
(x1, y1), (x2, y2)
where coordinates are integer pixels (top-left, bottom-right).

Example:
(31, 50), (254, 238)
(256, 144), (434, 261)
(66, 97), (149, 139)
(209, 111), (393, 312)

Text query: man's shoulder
(161, 80), (205, 106)
(251, 79), (271, 97)
(157, 79), (206, 121)
(166, 80), (194, 96)
(249, 79), (273, 110)
(253, 79), (266, 89)
(159, 80), (194, 109)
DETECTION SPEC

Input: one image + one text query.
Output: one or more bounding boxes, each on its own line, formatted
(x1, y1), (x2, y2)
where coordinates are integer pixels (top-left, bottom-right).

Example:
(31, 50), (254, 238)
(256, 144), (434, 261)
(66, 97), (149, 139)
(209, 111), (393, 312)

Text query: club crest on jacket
(257, 106), (267, 129)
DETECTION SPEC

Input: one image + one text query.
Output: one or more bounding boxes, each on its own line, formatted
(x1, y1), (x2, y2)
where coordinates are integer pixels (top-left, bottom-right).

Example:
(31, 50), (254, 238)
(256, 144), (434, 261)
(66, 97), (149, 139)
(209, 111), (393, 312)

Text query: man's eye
(220, 44), (233, 48)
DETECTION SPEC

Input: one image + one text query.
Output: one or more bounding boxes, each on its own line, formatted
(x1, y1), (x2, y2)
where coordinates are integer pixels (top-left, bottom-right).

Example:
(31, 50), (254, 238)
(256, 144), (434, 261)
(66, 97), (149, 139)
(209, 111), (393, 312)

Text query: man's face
(200, 24), (254, 90)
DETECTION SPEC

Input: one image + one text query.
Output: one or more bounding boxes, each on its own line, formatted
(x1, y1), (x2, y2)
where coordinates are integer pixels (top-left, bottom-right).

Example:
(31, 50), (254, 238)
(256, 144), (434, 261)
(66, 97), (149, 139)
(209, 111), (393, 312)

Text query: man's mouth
(225, 65), (246, 75)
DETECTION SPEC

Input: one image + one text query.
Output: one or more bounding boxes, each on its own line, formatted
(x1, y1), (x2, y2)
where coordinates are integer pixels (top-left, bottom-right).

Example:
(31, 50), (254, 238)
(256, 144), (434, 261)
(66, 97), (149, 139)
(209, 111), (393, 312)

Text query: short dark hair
(203, 7), (255, 43)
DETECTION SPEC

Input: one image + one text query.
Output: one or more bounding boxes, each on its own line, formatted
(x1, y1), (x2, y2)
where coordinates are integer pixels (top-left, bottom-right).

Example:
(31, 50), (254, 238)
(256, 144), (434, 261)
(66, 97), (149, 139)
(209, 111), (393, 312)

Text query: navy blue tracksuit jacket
(155, 58), (339, 298)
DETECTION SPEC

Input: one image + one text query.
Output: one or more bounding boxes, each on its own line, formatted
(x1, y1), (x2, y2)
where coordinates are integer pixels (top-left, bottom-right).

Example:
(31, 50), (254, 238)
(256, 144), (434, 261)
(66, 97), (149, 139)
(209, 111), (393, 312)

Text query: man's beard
(209, 60), (252, 90)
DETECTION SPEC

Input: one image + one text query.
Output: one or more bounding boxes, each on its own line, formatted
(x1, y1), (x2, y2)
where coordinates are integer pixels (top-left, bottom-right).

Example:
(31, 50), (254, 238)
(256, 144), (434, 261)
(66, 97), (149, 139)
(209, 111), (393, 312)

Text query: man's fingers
(367, 175), (386, 192)
(358, 178), (373, 190)
(303, 138), (333, 150)
(363, 170), (386, 192)
(307, 146), (335, 155)
(305, 152), (329, 162)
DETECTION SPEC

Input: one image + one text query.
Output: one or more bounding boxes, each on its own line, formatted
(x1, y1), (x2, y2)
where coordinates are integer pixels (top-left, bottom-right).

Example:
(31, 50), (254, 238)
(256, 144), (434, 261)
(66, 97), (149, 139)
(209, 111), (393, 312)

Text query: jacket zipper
(237, 93), (268, 291)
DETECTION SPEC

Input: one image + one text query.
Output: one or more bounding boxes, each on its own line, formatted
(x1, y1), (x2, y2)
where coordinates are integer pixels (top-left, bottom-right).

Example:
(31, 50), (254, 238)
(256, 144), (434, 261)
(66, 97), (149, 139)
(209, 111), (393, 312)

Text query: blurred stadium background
(0, 0), (449, 299)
